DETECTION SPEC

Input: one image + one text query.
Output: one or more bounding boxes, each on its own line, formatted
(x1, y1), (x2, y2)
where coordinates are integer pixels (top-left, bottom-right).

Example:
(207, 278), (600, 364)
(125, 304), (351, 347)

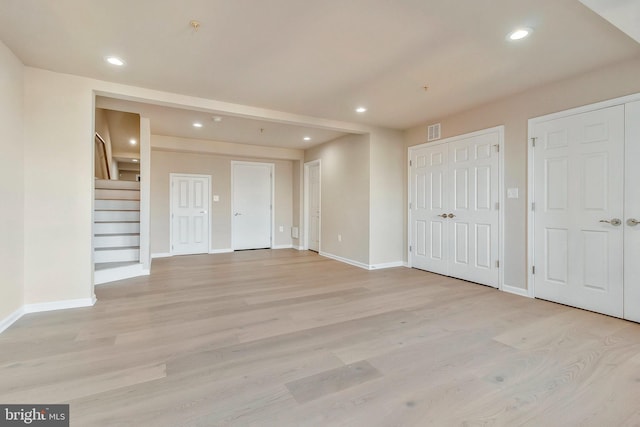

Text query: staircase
(94, 179), (147, 284)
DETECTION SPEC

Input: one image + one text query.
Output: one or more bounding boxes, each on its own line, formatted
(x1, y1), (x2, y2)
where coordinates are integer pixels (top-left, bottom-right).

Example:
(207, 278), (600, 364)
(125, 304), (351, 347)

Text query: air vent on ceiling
(427, 123), (441, 141)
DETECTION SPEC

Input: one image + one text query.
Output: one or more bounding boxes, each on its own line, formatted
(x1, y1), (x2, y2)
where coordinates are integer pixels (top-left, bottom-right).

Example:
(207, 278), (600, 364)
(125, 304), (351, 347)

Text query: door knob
(627, 218), (640, 226)
(599, 218), (621, 226)
(439, 213), (448, 218)
(447, 213), (456, 218)
(234, 212), (242, 216)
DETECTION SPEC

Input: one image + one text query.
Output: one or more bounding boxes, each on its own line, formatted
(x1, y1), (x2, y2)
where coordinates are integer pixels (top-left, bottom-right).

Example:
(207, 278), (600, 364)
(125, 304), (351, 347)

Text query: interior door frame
(169, 173), (212, 255)
(230, 161), (275, 250)
(407, 125), (505, 290)
(303, 159), (322, 251)
(527, 91), (640, 299)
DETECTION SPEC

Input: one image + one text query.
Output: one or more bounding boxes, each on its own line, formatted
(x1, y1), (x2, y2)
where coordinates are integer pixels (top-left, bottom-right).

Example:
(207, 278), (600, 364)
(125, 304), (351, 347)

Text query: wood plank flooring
(2, 249), (640, 426)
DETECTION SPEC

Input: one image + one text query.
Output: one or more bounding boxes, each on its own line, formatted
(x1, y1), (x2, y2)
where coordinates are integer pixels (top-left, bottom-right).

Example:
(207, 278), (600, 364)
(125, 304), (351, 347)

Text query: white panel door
(532, 105), (624, 317)
(232, 162), (273, 250)
(448, 133), (500, 287)
(171, 174), (210, 255)
(410, 128), (500, 288)
(411, 143), (449, 276)
(625, 101), (640, 322)
(308, 163), (321, 252)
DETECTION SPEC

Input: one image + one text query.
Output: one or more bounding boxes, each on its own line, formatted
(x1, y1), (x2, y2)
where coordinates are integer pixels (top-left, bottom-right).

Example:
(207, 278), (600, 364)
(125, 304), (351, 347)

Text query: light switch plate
(213, 195), (220, 202)
(507, 188), (519, 199)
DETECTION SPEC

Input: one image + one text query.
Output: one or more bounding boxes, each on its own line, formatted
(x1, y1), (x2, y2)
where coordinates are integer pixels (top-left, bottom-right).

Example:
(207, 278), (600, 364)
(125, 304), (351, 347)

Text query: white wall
(405, 56), (640, 291)
(369, 129), (404, 267)
(23, 68), (94, 305)
(0, 40), (24, 323)
(304, 130), (404, 268)
(305, 134), (371, 265)
(139, 117), (151, 270)
(291, 160), (303, 249)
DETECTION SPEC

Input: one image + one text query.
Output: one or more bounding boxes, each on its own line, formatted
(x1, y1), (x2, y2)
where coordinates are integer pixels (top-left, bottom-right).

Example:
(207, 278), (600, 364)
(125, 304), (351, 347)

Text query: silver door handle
(627, 218), (640, 226)
(600, 218), (621, 226)
(234, 212), (242, 216)
(447, 213), (456, 218)
(200, 210), (207, 214)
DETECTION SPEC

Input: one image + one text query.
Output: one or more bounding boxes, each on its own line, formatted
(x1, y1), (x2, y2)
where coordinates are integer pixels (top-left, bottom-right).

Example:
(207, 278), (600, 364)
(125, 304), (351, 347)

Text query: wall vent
(427, 123), (441, 141)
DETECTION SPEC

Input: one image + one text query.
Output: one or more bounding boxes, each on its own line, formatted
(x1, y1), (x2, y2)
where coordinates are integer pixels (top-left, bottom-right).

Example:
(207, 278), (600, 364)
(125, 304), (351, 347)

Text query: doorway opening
(304, 160), (321, 252)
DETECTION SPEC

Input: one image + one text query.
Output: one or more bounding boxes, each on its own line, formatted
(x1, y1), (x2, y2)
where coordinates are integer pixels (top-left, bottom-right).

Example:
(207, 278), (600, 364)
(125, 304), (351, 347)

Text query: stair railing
(95, 132), (111, 180)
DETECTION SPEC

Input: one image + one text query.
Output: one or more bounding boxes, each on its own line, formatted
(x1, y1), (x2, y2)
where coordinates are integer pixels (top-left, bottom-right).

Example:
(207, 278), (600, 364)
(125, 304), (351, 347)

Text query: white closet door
(411, 143), (449, 276)
(625, 101), (640, 322)
(448, 133), (500, 287)
(410, 128), (501, 288)
(532, 105), (624, 317)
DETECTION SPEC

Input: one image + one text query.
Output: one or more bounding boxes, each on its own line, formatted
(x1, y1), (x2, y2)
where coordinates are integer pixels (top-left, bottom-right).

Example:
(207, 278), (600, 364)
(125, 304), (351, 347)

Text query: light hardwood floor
(2, 249), (640, 426)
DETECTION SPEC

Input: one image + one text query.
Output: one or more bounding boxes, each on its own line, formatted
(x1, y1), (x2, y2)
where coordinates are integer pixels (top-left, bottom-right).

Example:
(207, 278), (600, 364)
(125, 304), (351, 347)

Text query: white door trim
(231, 161), (275, 250)
(169, 173), (212, 255)
(527, 91), (640, 299)
(303, 159), (322, 251)
(407, 125), (505, 290)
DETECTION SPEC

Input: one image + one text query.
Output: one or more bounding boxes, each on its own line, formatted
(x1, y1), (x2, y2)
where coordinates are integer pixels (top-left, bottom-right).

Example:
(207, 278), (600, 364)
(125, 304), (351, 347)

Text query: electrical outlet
(338, 234), (342, 242)
(279, 226), (284, 232)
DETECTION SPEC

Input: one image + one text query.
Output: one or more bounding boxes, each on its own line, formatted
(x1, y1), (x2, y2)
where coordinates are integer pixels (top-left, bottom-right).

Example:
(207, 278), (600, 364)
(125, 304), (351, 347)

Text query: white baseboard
(502, 284), (532, 298)
(319, 251), (370, 270)
(151, 252), (171, 259)
(23, 297), (96, 314)
(295, 246), (305, 251)
(0, 306), (24, 334)
(369, 261), (405, 270)
(209, 248), (233, 254)
(1, 297), (97, 334)
(403, 262), (410, 268)
(95, 263), (149, 285)
(272, 244), (293, 250)
(319, 252), (406, 271)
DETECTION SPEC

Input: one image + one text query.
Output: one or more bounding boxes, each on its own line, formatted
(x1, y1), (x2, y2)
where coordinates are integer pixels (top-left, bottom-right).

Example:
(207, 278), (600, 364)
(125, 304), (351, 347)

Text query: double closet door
(410, 127), (501, 288)
(531, 100), (640, 321)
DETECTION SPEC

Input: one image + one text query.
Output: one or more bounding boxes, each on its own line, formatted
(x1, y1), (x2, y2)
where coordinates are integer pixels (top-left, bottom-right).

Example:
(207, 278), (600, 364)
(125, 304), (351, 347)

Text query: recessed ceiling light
(212, 116), (223, 122)
(356, 107), (367, 113)
(303, 136), (311, 141)
(508, 28), (532, 41)
(129, 138), (137, 145)
(105, 56), (125, 66)
(193, 122), (203, 128)
(132, 159), (139, 162)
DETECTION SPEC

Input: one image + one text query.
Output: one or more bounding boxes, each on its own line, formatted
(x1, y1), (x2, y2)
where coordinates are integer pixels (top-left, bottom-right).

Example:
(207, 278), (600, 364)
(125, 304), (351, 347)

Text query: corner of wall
(0, 39), (25, 330)
(369, 129), (405, 266)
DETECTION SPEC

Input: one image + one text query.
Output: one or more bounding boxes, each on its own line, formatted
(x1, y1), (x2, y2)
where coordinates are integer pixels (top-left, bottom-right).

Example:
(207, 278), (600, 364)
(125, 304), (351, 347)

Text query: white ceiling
(579, 0), (640, 44)
(1, 0), (639, 146)
(97, 97), (349, 149)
